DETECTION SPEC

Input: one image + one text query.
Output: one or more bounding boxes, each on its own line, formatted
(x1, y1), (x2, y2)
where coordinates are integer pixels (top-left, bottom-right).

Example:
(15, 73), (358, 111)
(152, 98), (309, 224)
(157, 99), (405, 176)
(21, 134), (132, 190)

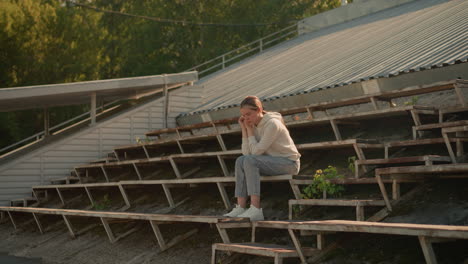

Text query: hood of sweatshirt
(256, 112), (282, 128)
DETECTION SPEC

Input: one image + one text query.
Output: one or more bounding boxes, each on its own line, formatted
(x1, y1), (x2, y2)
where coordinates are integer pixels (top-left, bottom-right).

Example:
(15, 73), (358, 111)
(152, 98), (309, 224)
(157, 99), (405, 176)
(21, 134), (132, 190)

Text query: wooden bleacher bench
(412, 120), (468, 139)
(49, 176), (80, 185)
(74, 139), (382, 184)
(375, 163), (468, 211)
(241, 219), (468, 264)
(355, 155), (451, 178)
(114, 104), (431, 162)
(116, 79), (464, 160)
(383, 137), (467, 159)
(0, 206), (248, 252)
(145, 117), (238, 138)
(89, 157), (118, 164)
(32, 175), (295, 210)
(155, 79), (466, 142)
(288, 199), (386, 221)
(437, 106), (468, 122)
(10, 197), (38, 207)
(211, 242), (318, 264)
(441, 125), (468, 163)
(289, 175), (422, 204)
(113, 132), (222, 161)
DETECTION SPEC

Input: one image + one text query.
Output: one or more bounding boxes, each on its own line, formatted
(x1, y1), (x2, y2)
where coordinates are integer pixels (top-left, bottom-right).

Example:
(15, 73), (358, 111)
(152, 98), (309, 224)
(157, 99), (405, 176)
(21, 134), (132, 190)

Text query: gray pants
(235, 155), (300, 197)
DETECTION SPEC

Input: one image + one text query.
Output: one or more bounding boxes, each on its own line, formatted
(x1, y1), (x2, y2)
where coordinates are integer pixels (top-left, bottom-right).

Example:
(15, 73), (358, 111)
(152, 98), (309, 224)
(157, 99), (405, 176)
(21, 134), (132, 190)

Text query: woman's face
(240, 107), (260, 126)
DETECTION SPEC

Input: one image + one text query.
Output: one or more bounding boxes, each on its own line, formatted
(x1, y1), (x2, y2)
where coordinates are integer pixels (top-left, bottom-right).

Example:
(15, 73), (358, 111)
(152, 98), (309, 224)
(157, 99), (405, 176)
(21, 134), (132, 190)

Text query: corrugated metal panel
(182, 0), (468, 116)
(0, 84), (203, 206)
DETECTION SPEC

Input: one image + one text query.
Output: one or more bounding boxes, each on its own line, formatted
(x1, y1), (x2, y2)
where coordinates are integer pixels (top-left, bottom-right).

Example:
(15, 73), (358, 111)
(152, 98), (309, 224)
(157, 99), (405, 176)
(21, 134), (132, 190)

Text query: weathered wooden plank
(356, 155), (451, 166)
(8, 211), (18, 230)
(376, 174), (392, 211)
(32, 213), (44, 234)
(254, 220), (468, 239)
(419, 236), (438, 264)
(288, 229), (307, 264)
(289, 199), (385, 207)
(0, 207), (249, 225)
(329, 119), (342, 141)
(161, 184), (175, 208)
(216, 182), (231, 209)
(212, 243), (317, 258)
(100, 217), (116, 243)
(62, 215), (76, 238)
(414, 120), (468, 131)
(56, 188), (66, 206)
(33, 182), (120, 189)
(375, 164), (468, 175)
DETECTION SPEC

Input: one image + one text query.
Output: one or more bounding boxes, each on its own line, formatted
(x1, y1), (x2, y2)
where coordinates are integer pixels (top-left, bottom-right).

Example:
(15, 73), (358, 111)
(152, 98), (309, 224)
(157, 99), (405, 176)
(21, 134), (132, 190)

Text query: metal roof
(0, 71), (198, 112)
(181, 0), (468, 116)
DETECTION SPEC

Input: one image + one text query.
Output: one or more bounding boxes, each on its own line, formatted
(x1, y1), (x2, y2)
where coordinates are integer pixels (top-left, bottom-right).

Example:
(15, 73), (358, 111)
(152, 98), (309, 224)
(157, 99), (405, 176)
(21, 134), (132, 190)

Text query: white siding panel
(101, 145), (117, 153)
(149, 120), (163, 125)
(80, 132), (100, 140)
(107, 122), (132, 129)
(100, 127), (133, 135)
(169, 100), (191, 106)
(131, 123), (151, 129)
(102, 139), (131, 146)
(0, 83), (204, 206)
(28, 157), (41, 163)
(1, 169), (40, 176)
(133, 129), (149, 137)
(0, 176), (40, 182)
(44, 150), (98, 158)
(12, 163), (42, 170)
(67, 139), (99, 145)
(42, 156), (97, 163)
(40, 163), (74, 170)
(132, 111), (151, 118)
(150, 107), (164, 113)
(0, 182), (41, 188)
(43, 169), (69, 176)
(131, 117), (150, 124)
(0, 188), (32, 195)
(171, 107), (191, 113)
(99, 133), (132, 140)
(54, 144), (100, 151)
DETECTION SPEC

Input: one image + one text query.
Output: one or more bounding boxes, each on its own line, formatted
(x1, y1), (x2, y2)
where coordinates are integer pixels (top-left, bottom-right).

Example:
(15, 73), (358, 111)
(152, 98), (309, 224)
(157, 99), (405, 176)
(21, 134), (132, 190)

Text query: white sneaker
(223, 204), (246, 217)
(237, 205), (264, 221)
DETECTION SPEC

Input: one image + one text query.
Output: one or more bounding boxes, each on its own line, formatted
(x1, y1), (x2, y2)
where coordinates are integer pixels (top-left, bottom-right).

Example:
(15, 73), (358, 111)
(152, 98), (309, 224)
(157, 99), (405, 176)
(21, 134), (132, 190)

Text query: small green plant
(302, 166), (345, 199)
(348, 156), (357, 174)
(404, 96), (419, 106)
(93, 194), (111, 210)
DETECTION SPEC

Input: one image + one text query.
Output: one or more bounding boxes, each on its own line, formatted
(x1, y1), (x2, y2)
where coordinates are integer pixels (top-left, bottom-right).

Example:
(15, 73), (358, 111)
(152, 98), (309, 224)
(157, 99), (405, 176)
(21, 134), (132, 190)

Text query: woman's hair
(240, 96), (266, 114)
(240, 95), (287, 125)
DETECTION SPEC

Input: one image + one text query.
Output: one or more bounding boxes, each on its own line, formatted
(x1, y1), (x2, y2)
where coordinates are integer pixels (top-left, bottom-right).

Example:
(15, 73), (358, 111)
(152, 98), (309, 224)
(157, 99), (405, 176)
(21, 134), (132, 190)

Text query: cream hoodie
(242, 112), (301, 161)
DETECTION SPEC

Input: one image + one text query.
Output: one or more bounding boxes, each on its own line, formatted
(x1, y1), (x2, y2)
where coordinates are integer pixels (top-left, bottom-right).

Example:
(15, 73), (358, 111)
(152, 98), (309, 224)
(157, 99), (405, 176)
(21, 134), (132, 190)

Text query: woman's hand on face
(238, 116), (246, 128)
(245, 121), (254, 131)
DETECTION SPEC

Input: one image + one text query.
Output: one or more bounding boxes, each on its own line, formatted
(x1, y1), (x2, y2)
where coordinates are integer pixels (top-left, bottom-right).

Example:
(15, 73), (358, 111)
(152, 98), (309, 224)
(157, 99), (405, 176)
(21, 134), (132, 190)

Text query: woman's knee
(235, 156), (245, 168)
(242, 155), (258, 168)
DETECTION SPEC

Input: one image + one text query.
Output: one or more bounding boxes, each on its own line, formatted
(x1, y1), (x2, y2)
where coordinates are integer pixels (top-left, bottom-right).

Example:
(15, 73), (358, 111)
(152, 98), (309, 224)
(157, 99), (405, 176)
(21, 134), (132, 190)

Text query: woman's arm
(246, 120), (281, 155)
(239, 117), (250, 155)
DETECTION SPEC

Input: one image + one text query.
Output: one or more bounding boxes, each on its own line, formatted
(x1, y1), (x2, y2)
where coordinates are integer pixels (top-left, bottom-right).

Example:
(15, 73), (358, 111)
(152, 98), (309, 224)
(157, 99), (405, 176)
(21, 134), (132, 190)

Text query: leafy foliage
(302, 165), (344, 199)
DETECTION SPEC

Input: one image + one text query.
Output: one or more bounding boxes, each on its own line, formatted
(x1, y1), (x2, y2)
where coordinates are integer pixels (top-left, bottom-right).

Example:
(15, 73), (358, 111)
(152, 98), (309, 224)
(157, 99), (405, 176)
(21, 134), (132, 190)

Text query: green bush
(302, 165), (344, 199)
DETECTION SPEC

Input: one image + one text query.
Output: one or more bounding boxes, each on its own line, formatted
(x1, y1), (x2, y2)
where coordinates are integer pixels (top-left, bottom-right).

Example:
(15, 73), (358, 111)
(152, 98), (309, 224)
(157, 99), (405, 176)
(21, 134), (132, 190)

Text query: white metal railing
(186, 23), (298, 76)
(0, 23), (299, 158)
(0, 100), (120, 157)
